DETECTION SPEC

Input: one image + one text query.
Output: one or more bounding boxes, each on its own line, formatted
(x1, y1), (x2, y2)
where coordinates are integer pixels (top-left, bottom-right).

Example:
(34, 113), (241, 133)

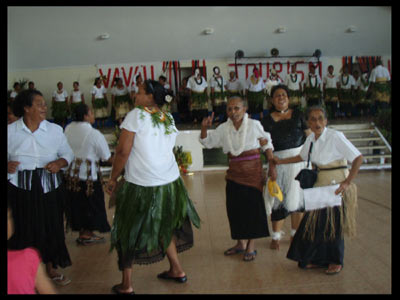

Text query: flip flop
(157, 271), (187, 283)
(243, 250), (257, 262)
(224, 247), (246, 256)
(326, 265), (343, 275)
(51, 274), (71, 286)
(111, 284), (135, 295)
(303, 264), (325, 270)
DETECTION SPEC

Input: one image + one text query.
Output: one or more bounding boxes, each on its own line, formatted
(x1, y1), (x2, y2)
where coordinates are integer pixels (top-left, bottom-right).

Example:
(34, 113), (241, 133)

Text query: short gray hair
(227, 96), (247, 107)
(306, 105), (327, 120)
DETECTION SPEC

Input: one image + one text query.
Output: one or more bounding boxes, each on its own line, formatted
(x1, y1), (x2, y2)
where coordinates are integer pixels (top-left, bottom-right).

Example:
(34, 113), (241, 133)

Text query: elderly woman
(273, 105), (363, 275)
(106, 80), (200, 294)
(64, 103), (112, 245)
(8, 89), (74, 285)
(200, 96), (275, 261)
(262, 85), (311, 250)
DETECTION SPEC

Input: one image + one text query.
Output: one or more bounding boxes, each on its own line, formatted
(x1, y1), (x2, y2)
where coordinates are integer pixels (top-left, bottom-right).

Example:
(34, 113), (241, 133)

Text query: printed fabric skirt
(65, 180), (111, 233)
(7, 169), (72, 269)
(110, 177), (201, 269)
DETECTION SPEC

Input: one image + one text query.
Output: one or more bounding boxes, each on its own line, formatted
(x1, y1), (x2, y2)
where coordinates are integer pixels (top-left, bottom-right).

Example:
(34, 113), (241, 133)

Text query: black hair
(12, 89), (43, 117)
(13, 82), (20, 88)
(144, 79), (172, 106)
(72, 103), (89, 122)
(28, 81), (34, 85)
(159, 75), (167, 82)
(94, 77), (101, 85)
(270, 84), (290, 99)
(114, 77), (122, 85)
(73, 81), (79, 86)
(135, 74), (142, 81)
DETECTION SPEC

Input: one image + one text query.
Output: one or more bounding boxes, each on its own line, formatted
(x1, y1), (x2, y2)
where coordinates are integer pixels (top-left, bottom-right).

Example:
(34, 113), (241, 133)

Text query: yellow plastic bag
(268, 179), (283, 202)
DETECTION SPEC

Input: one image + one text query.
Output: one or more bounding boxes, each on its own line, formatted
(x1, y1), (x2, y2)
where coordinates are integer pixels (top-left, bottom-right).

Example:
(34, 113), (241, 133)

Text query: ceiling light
(99, 33), (110, 40)
(346, 25), (357, 33)
(203, 28), (214, 35)
(275, 26), (287, 33)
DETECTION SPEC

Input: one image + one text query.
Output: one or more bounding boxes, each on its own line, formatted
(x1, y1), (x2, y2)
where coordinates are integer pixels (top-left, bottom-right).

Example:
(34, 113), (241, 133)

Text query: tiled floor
(57, 169), (391, 294)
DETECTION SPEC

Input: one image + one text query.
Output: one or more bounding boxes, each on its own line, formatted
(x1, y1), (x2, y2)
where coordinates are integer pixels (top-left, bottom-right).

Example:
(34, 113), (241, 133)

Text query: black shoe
(157, 271), (187, 283)
(111, 284), (135, 295)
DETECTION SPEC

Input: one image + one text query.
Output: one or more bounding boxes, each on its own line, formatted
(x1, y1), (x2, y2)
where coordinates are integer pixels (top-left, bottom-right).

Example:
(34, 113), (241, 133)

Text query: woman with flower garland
(303, 65), (322, 107)
(106, 80), (201, 295)
(91, 77), (108, 128)
(187, 68), (209, 123)
(338, 65), (356, 118)
(210, 66), (227, 122)
(246, 67), (266, 120)
(200, 96), (275, 262)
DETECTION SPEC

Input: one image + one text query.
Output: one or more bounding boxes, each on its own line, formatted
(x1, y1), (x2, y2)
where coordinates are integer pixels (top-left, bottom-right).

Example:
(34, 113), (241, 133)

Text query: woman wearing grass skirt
(52, 81), (69, 128)
(91, 77), (108, 128)
(106, 80), (201, 295)
(273, 106), (363, 275)
(246, 67), (266, 119)
(69, 81), (85, 117)
(112, 77), (131, 125)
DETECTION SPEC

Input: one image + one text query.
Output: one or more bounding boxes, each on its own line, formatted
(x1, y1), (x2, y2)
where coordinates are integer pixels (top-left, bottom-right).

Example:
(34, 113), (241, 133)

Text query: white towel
(303, 184), (342, 211)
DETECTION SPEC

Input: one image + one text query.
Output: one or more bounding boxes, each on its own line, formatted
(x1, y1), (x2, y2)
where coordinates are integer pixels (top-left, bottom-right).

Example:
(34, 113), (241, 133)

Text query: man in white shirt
(186, 68), (208, 123)
(285, 64), (303, 109)
(368, 59), (391, 112)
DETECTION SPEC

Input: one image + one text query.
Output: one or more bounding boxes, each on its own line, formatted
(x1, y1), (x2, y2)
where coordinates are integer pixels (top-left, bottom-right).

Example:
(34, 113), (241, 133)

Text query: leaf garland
(136, 105), (176, 135)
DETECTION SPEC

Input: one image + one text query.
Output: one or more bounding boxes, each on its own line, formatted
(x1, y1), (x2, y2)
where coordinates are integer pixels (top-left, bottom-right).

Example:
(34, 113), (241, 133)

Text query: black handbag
(295, 142), (318, 189)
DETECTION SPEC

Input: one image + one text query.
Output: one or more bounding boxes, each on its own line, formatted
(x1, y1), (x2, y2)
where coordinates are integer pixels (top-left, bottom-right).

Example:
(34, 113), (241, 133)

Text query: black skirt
(225, 180), (270, 240)
(7, 171), (72, 269)
(287, 206), (344, 268)
(66, 180), (111, 233)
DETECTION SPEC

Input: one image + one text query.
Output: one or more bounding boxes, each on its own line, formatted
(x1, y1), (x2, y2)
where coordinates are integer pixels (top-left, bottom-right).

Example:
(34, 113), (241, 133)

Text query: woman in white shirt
(8, 89), (74, 286)
(64, 103), (112, 245)
(106, 80), (200, 295)
(186, 68), (209, 123)
(273, 105), (363, 275)
(338, 65), (356, 118)
(246, 67), (266, 120)
(323, 65), (340, 119)
(69, 81), (85, 117)
(10, 82), (21, 102)
(285, 64), (303, 109)
(303, 65), (322, 107)
(210, 66), (227, 122)
(200, 96), (275, 262)
(52, 81), (69, 128)
(91, 77), (108, 128)
(111, 77), (131, 125)
(226, 71), (243, 98)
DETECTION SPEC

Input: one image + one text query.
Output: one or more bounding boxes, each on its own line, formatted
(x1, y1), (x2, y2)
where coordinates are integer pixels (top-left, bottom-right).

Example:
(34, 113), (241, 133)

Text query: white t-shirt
(53, 90), (68, 102)
(338, 74), (355, 90)
(10, 91), (18, 98)
(112, 86), (129, 96)
(226, 79), (243, 92)
(323, 74), (339, 89)
(285, 73), (302, 91)
(369, 65), (391, 82)
(91, 85), (107, 99)
(210, 76), (227, 92)
(199, 113), (274, 155)
(266, 77), (283, 96)
(71, 90), (83, 103)
(246, 77), (266, 92)
(120, 108), (180, 187)
(8, 118), (74, 191)
(187, 76), (208, 93)
(299, 127), (361, 166)
(65, 122), (111, 180)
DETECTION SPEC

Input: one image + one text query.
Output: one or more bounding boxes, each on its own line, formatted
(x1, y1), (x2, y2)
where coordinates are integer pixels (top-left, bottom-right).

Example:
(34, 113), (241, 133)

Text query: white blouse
(8, 118), (74, 189)
(299, 127), (361, 166)
(210, 76), (227, 92)
(285, 73), (302, 91)
(120, 108), (180, 187)
(53, 89), (68, 102)
(338, 74), (355, 90)
(112, 86), (129, 96)
(226, 79), (243, 92)
(187, 76), (208, 93)
(246, 77), (266, 92)
(323, 74), (339, 89)
(369, 65), (391, 82)
(303, 74), (322, 88)
(266, 77), (283, 96)
(64, 122), (111, 180)
(91, 85), (107, 99)
(199, 113), (274, 156)
(71, 90), (83, 103)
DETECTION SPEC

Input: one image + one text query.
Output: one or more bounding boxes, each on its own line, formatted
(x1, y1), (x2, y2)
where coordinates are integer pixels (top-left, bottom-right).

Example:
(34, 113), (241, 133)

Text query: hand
(8, 161), (20, 174)
(106, 178), (117, 195)
(335, 180), (350, 195)
(44, 160), (62, 173)
(268, 165), (278, 181)
(271, 156), (280, 165)
(201, 112), (214, 128)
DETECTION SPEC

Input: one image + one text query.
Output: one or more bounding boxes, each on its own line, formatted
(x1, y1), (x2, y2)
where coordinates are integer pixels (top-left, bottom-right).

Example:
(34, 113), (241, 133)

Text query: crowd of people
(7, 60), (388, 294)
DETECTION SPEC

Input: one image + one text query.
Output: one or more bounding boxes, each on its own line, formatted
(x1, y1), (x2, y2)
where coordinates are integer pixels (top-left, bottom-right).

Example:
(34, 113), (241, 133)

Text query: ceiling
(8, 6), (392, 71)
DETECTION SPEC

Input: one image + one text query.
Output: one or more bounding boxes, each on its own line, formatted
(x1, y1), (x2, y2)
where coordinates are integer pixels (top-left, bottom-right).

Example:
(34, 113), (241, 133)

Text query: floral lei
(308, 74), (318, 88)
(225, 113), (249, 156)
(341, 74), (350, 86)
(290, 73), (298, 83)
(137, 105), (176, 135)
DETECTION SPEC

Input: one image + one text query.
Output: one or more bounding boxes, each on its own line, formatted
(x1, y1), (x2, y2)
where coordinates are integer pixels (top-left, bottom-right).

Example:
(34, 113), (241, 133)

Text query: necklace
(225, 113), (249, 156)
(341, 74), (350, 86)
(250, 76), (259, 86)
(194, 76), (203, 85)
(214, 75), (224, 92)
(309, 74), (318, 88)
(290, 73), (298, 83)
(279, 107), (289, 114)
(138, 106), (175, 135)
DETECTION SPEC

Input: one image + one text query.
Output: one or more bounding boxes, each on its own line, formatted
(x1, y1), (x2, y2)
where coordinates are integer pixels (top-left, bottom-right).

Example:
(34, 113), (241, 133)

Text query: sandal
(243, 250), (257, 262)
(326, 264), (343, 275)
(51, 274), (71, 286)
(157, 271), (187, 283)
(111, 284), (135, 294)
(224, 247), (246, 256)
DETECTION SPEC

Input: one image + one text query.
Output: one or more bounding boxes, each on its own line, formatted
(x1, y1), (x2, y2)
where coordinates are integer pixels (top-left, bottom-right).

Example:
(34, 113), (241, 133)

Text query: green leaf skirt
(52, 101), (69, 121)
(110, 177), (201, 266)
(247, 90), (265, 113)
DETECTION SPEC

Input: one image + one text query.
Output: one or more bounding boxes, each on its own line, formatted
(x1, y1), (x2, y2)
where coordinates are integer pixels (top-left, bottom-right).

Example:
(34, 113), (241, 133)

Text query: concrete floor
(56, 169), (391, 294)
